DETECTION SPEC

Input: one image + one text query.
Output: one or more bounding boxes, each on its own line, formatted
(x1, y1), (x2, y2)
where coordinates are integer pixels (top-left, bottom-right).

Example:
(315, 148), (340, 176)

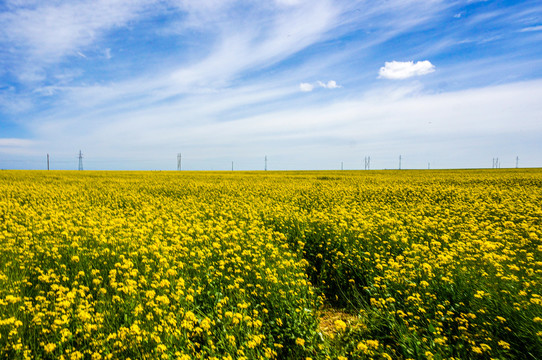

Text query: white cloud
(0, 138), (34, 147)
(0, 0), (152, 81)
(520, 25), (542, 32)
(299, 83), (314, 92)
(0, 138), (36, 156)
(0, 89), (33, 113)
(378, 60), (435, 80)
(301, 80), (341, 91)
(170, 1), (339, 90)
(324, 80), (340, 89)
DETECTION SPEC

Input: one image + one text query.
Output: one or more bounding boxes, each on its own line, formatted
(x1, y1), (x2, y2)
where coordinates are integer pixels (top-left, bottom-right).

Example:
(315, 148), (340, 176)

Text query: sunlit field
(1, 169), (541, 359)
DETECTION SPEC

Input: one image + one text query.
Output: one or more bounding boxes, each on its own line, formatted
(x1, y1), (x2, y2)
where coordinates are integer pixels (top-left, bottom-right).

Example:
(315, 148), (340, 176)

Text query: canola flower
(0, 169), (541, 359)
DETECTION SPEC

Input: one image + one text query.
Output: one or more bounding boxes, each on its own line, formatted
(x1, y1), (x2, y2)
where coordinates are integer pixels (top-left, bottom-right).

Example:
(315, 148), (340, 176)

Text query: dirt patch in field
(318, 307), (358, 336)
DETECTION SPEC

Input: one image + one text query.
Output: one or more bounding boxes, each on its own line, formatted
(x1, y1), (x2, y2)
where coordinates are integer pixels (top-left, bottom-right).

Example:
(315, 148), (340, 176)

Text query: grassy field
(1, 169), (541, 359)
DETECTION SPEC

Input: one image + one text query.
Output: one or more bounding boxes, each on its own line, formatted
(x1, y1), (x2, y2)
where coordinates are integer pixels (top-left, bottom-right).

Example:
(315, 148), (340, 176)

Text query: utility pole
(493, 157), (501, 169)
(177, 153), (182, 171)
(78, 150), (83, 171)
(399, 155), (402, 170)
(265, 156), (267, 171)
(47, 154), (49, 170)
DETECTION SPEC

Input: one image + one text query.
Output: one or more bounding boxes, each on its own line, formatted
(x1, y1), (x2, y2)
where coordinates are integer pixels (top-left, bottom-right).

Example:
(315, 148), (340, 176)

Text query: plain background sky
(1, 0), (541, 170)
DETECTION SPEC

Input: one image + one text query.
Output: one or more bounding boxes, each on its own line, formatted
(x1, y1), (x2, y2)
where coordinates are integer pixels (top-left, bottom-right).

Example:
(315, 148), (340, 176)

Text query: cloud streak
(0, 0), (153, 82)
(520, 25), (542, 32)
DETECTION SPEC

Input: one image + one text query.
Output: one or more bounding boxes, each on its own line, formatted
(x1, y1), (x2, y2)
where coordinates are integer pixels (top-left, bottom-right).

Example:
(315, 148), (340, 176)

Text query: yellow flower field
(0, 169), (541, 359)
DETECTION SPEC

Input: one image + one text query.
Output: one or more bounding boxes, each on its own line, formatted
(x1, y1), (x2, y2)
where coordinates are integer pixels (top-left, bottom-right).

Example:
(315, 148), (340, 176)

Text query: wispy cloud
(0, 138), (36, 156)
(170, 1), (340, 90)
(520, 25), (542, 32)
(0, 87), (33, 113)
(378, 61), (436, 80)
(0, 138), (34, 147)
(0, 0), (152, 82)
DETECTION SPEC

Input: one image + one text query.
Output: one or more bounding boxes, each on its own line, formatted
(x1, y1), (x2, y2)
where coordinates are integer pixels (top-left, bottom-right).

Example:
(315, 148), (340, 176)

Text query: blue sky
(1, 0), (541, 170)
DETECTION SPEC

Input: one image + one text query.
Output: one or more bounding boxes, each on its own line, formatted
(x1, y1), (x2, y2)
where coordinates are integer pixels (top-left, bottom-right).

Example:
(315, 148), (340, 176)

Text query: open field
(1, 169), (541, 359)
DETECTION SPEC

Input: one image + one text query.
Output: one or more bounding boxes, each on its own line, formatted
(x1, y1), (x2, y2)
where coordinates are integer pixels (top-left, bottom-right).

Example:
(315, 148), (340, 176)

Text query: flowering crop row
(1, 169), (541, 359)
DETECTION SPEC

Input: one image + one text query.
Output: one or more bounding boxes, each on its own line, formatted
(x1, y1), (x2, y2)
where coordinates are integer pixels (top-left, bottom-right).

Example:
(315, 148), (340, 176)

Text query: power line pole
(177, 153), (182, 171)
(47, 154), (49, 170)
(265, 156), (267, 171)
(78, 150), (83, 171)
(492, 157), (500, 169)
(364, 156), (371, 170)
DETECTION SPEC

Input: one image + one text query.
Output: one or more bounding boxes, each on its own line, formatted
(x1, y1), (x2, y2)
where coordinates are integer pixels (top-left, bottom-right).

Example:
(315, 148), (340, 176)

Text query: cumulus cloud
(300, 80), (341, 91)
(299, 82), (315, 92)
(378, 60), (435, 80)
(317, 80), (341, 89)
